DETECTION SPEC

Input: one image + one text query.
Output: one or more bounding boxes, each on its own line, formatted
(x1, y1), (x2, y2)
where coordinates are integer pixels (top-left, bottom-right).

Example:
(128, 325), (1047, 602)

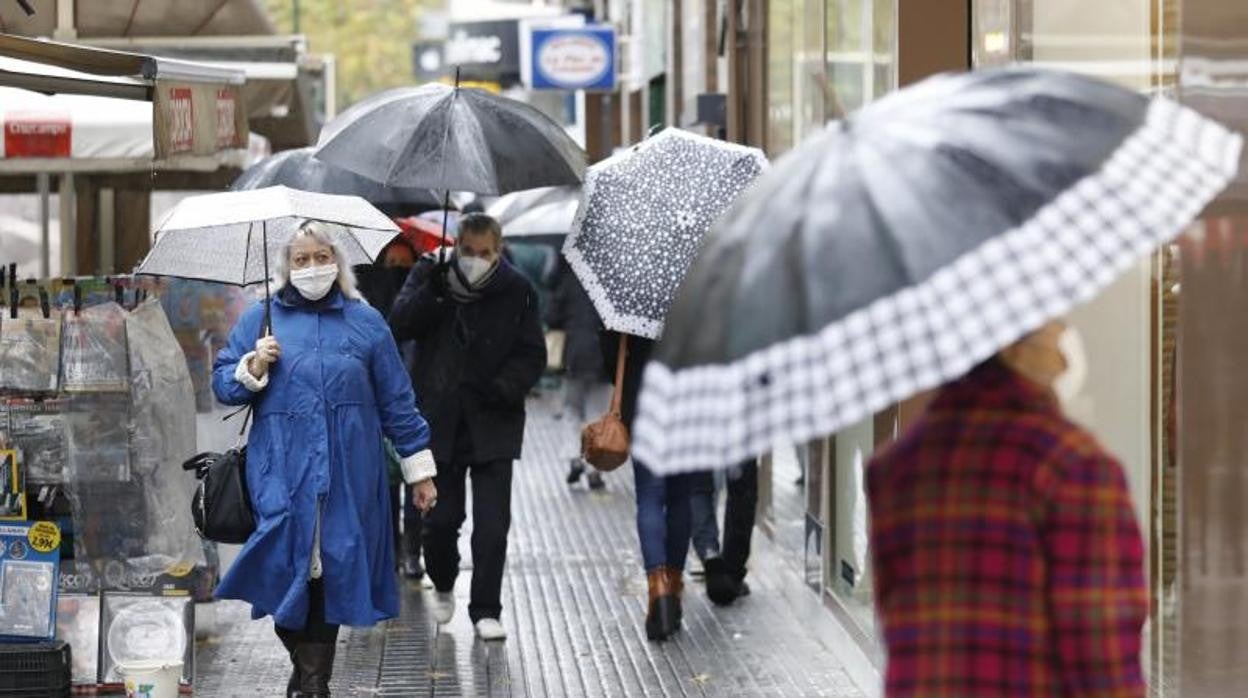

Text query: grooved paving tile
(195, 396), (864, 696)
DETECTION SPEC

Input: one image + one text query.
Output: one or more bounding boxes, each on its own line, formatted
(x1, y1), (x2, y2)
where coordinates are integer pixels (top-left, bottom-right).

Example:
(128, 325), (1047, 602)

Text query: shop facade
(623, 0), (1248, 695)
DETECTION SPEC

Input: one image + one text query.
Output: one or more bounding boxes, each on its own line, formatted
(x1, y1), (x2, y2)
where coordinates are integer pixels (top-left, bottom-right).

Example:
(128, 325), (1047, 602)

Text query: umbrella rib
(241, 221), (253, 286)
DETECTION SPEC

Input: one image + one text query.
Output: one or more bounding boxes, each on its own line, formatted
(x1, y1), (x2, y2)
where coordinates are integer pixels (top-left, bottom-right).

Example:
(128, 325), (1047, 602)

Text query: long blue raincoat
(211, 288), (431, 630)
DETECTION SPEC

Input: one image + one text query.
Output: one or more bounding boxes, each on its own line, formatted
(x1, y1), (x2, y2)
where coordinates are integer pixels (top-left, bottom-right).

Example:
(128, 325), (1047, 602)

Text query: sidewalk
(194, 396), (865, 697)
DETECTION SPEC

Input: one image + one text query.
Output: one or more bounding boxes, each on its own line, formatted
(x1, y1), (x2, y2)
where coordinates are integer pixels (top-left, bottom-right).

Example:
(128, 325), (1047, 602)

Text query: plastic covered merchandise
(2, 398), (69, 484)
(61, 302), (129, 393)
(63, 393), (132, 483)
(125, 299), (202, 574)
(0, 310), (61, 394)
(55, 593), (101, 684)
(100, 593), (193, 685)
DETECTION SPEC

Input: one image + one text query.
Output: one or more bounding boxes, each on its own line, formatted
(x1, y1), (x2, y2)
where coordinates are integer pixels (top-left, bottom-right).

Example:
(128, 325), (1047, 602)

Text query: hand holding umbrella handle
(249, 334), (282, 379)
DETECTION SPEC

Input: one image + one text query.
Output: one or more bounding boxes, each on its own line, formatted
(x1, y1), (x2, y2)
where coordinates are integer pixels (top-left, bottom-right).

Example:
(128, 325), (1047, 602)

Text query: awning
(0, 33), (249, 165)
(82, 36), (321, 150)
(0, 0), (274, 38)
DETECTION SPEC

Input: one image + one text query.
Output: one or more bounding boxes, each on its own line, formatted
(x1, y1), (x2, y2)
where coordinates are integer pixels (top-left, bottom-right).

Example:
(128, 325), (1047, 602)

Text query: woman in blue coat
(212, 221), (438, 697)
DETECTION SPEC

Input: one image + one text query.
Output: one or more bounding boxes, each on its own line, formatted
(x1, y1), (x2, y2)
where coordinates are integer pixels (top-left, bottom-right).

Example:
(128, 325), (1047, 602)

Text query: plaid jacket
(867, 359), (1147, 697)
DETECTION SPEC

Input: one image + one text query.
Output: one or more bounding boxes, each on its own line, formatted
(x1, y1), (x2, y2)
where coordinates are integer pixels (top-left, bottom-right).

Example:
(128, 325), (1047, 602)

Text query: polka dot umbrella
(563, 128), (769, 340)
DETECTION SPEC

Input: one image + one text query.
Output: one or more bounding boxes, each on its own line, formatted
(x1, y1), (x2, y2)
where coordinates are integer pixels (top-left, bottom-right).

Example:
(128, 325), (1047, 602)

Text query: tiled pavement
(194, 396), (864, 697)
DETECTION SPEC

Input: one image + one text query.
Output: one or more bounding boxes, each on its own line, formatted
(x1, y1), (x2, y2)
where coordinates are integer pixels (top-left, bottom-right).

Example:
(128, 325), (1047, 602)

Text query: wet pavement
(194, 396), (864, 697)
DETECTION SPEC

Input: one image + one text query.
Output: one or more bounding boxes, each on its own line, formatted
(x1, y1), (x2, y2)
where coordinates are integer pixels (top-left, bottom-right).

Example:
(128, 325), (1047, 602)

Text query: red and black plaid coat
(867, 359), (1147, 697)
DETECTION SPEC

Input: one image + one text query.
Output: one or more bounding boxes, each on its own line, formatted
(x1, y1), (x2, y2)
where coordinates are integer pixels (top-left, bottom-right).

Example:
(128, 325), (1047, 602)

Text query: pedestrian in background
(212, 221), (438, 697)
(389, 213), (546, 642)
(546, 260), (608, 489)
(357, 237), (429, 581)
(603, 331), (691, 642)
(689, 459), (758, 606)
(867, 320), (1147, 697)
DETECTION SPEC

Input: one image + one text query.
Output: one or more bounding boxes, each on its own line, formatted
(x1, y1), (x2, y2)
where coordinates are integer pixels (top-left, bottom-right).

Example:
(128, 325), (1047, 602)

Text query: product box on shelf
(0, 520), (62, 641)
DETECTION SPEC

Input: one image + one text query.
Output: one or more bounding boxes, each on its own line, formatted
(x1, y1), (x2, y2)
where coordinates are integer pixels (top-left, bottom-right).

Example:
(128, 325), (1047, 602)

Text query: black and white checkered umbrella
(632, 68), (1242, 474)
(564, 128), (768, 339)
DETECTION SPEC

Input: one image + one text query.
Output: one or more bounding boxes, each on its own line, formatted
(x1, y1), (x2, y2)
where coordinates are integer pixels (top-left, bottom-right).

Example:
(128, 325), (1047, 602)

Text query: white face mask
(457, 255), (495, 287)
(1052, 326), (1087, 407)
(290, 263), (339, 301)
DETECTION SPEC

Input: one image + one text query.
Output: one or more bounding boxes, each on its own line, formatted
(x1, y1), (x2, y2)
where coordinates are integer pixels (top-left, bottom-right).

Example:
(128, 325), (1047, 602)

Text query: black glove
(428, 262), (450, 299)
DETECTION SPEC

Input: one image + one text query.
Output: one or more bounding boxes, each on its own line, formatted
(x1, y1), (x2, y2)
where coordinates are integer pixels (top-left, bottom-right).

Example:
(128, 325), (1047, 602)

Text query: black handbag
(181, 407), (256, 544)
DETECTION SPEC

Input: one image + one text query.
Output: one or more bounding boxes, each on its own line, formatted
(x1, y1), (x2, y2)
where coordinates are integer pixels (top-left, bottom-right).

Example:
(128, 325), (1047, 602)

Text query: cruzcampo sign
(529, 26), (616, 91)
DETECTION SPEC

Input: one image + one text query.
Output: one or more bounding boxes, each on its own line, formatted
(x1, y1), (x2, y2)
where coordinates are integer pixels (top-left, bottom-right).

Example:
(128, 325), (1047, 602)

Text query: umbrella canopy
(503, 198), (578, 237)
(563, 128), (768, 339)
(395, 216), (454, 254)
(313, 83), (586, 195)
(136, 186), (399, 287)
(632, 67), (1242, 474)
(487, 185), (580, 226)
(231, 147), (445, 209)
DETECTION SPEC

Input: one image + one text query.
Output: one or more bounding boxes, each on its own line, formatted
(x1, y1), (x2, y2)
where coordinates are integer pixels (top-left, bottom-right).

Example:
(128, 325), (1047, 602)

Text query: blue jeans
(632, 460), (692, 573)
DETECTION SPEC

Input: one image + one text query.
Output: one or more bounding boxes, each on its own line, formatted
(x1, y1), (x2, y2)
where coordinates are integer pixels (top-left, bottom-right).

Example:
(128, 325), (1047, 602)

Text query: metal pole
(437, 67), (462, 265)
(37, 173), (50, 278)
(58, 173), (76, 276)
(293, 0), (300, 34)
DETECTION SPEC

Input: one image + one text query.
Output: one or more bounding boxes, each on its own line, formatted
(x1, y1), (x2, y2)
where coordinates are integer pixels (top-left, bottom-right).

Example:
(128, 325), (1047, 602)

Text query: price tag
(27, 520), (61, 553)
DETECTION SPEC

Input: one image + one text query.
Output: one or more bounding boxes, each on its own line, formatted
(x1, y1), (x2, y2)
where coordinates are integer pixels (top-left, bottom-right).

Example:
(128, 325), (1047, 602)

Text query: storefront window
(766, 0), (797, 155)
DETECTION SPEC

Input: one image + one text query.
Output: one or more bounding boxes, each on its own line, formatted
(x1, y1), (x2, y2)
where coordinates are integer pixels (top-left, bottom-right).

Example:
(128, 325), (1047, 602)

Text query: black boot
(705, 558), (748, 606)
(293, 642), (336, 697)
(645, 568), (680, 641)
(276, 631), (300, 697)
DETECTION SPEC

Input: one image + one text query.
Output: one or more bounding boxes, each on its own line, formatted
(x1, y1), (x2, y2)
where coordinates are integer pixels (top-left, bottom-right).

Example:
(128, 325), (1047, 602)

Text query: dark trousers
(422, 458), (513, 622)
(389, 484), (423, 560)
(720, 461), (759, 581)
(274, 578), (338, 650)
(633, 459), (693, 572)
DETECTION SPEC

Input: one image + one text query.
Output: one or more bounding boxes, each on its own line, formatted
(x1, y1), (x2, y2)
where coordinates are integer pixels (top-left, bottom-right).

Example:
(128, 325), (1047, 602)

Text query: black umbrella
(231, 147), (443, 210)
(314, 82), (585, 196)
(631, 67), (1242, 474)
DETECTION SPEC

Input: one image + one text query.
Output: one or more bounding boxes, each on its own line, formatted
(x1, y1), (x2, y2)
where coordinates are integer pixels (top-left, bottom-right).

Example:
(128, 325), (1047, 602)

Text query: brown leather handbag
(581, 334), (630, 471)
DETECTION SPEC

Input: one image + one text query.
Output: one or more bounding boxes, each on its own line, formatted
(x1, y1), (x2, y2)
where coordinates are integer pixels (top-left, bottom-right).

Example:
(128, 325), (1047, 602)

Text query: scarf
(447, 257), (500, 303)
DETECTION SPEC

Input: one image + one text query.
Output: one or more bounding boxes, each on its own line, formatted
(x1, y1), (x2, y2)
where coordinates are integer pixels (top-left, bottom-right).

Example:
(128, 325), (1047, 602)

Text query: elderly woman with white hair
(211, 220), (438, 698)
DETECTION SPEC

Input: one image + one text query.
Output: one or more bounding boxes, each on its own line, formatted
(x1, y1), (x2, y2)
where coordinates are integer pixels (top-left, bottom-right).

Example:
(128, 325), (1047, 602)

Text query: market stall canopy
(83, 36), (323, 151)
(0, 0), (273, 38)
(0, 33), (250, 170)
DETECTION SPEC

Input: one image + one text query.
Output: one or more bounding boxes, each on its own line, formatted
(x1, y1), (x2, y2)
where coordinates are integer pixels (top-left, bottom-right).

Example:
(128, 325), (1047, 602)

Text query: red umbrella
(394, 216), (454, 255)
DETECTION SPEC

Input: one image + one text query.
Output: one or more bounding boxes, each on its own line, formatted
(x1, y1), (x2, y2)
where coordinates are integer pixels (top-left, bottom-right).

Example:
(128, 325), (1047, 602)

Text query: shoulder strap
(608, 334), (628, 418)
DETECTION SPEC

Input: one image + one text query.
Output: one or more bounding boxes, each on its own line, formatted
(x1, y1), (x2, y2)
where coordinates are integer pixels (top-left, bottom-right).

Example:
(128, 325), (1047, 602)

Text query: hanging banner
(153, 82), (247, 159)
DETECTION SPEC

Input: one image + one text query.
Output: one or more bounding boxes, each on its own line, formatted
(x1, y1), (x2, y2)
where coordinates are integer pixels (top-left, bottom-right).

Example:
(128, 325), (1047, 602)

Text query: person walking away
(388, 213), (546, 642)
(602, 331), (692, 641)
(867, 320), (1147, 697)
(212, 221), (438, 697)
(546, 261), (608, 489)
(690, 460), (758, 605)
(356, 238), (428, 581)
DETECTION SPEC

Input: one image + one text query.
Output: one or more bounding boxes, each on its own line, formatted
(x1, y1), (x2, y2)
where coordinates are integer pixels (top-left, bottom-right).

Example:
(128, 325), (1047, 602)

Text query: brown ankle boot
(645, 568), (678, 641)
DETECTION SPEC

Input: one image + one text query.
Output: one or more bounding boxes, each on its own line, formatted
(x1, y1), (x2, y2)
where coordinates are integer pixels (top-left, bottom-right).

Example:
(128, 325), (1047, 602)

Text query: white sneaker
(431, 591), (456, 625)
(475, 618), (507, 641)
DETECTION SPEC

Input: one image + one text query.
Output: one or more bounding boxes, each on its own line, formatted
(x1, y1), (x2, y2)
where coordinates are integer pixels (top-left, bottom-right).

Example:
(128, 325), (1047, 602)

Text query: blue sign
(530, 26), (616, 91)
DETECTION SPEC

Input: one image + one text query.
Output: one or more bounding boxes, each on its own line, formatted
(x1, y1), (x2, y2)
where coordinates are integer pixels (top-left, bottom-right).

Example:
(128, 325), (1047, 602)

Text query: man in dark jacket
(388, 213), (546, 642)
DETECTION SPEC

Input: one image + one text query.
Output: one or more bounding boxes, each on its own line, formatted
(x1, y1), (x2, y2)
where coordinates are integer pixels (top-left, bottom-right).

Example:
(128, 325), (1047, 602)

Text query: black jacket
(546, 271), (605, 381)
(389, 257), (546, 463)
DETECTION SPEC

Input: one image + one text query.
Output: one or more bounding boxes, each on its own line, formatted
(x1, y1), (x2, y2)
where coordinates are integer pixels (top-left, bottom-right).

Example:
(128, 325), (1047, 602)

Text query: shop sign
(167, 87), (194, 154)
(530, 26), (616, 91)
(445, 19), (521, 86)
(411, 40), (445, 82)
(154, 82), (248, 159)
(215, 89), (238, 149)
(3, 111), (71, 158)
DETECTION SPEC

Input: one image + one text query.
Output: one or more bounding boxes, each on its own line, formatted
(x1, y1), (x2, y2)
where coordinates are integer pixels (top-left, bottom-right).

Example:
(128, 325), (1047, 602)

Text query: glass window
(767, 0), (797, 155)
